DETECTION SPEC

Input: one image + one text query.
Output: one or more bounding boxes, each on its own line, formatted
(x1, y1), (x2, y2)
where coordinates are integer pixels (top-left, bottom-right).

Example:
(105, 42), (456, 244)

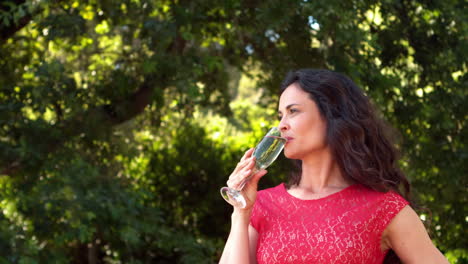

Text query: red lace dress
(250, 183), (408, 264)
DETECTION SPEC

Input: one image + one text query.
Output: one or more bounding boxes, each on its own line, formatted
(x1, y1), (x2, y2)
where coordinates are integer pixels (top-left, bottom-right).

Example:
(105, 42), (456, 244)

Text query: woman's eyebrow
(286, 103), (299, 109)
(278, 103), (299, 114)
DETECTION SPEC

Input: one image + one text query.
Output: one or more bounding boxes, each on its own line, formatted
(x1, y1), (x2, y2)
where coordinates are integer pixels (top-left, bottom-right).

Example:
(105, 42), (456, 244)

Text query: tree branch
(1, 76), (158, 176)
(0, 0), (65, 44)
(1, 0), (33, 44)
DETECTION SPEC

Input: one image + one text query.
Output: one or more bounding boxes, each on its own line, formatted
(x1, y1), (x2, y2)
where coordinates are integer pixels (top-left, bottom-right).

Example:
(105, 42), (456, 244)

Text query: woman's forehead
(279, 84), (309, 108)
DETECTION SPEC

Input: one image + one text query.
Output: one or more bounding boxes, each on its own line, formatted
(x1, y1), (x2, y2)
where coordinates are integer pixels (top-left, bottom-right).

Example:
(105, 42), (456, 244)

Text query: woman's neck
(297, 148), (352, 194)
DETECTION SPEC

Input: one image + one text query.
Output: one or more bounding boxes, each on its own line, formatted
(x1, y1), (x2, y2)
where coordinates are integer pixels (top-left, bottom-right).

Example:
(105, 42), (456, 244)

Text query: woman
(219, 69), (449, 264)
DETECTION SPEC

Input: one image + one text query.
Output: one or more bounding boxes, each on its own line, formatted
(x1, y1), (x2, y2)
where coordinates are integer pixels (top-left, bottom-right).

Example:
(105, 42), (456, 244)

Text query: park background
(0, 0), (466, 263)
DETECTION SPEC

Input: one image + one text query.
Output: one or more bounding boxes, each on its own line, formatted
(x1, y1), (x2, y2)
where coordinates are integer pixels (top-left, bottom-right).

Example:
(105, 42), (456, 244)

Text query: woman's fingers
(240, 148), (255, 162)
(227, 155), (256, 189)
(249, 169), (268, 185)
(227, 169), (252, 189)
(228, 158), (254, 183)
(231, 148), (255, 174)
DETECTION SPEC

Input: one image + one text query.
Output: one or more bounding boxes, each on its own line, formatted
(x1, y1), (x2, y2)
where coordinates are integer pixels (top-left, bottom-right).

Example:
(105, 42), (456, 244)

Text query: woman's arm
(219, 210), (259, 264)
(381, 205), (450, 264)
(219, 148), (266, 264)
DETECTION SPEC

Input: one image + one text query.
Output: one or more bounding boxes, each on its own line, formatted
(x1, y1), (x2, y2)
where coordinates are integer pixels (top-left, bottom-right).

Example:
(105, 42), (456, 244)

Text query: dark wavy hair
(280, 69), (412, 263)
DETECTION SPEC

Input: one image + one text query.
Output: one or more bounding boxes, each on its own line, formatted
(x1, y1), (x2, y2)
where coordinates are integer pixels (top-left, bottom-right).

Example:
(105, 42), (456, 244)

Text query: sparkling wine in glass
(220, 127), (286, 208)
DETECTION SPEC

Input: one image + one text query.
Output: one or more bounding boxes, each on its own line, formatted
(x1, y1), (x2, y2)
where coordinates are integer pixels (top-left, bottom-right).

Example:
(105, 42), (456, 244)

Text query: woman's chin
(284, 150), (301, 160)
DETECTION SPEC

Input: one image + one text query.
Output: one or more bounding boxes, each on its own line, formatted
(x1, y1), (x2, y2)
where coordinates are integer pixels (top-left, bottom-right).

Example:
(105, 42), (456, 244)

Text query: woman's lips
(285, 137), (294, 142)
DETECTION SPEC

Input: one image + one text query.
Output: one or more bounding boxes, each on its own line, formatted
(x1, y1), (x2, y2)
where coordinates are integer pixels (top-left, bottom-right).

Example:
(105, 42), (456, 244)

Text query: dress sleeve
(250, 192), (264, 232)
(375, 191), (409, 238)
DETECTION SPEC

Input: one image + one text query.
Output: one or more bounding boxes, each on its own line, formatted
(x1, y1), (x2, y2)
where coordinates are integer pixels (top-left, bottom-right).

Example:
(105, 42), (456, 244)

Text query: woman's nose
(278, 117), (289, 132)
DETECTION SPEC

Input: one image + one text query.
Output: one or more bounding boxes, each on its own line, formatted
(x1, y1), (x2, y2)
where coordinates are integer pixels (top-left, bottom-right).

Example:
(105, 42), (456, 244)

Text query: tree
(0, 0), (466, 263)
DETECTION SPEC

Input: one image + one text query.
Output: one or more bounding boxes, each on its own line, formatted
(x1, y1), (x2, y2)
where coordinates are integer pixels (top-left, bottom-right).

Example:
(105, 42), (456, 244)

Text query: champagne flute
(220, 127), (287, 208)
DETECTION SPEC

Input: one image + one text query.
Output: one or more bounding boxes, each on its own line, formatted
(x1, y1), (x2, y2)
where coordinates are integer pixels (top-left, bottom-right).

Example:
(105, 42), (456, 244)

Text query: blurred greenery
(0, 0), (466, 263)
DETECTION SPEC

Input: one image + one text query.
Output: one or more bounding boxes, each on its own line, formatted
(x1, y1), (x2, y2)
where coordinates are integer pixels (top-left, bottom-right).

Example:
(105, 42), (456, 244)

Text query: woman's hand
(226, 148), (268, 211)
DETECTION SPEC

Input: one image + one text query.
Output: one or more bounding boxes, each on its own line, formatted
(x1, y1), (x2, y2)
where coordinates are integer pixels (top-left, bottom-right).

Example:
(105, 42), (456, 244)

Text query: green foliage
(0, 0), (466, 263)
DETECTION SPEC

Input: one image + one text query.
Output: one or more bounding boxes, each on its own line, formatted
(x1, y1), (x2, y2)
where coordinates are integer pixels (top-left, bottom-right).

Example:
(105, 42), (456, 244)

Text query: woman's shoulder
(257, 183), (285, 196)
(349, 184), (410, 219)
(255, 183), (287, 204)
(352, 184), (407, 201)
(250, 183), (286, 229)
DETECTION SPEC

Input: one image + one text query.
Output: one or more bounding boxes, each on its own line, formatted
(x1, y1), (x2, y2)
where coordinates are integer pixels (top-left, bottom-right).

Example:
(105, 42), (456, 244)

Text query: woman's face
(278, 83), (328, 160)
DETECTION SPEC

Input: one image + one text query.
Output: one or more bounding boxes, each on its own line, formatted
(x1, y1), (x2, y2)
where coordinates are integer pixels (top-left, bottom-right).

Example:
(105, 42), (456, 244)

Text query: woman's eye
(277, 115), (283, 121)
(289, 108), (298, 114)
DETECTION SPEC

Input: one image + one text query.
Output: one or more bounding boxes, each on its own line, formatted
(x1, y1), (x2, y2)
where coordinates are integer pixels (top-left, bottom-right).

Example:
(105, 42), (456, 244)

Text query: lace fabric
(250, 183), (408, 264)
